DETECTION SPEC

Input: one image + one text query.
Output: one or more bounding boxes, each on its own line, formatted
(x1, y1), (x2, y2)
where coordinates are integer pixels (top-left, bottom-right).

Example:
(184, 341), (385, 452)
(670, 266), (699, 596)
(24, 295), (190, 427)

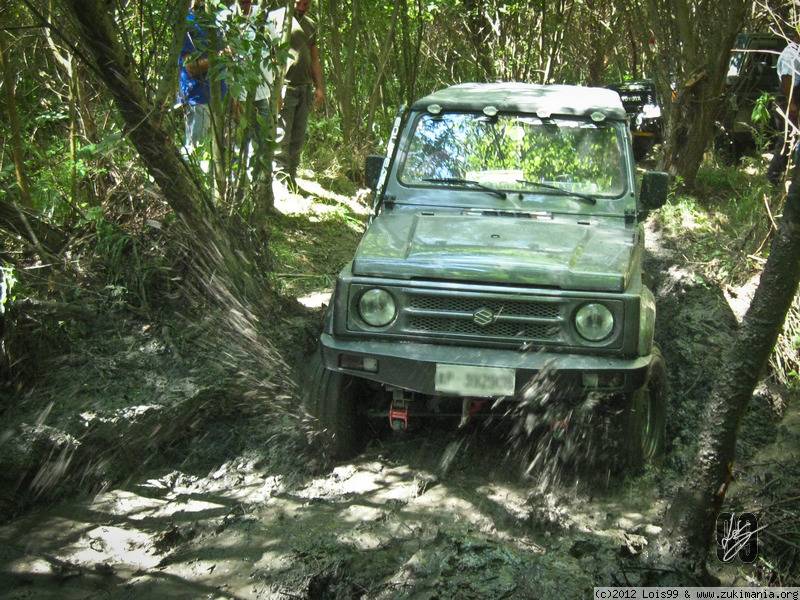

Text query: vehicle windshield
(727, 37), (782, 80)
(399, 112), (626, 198)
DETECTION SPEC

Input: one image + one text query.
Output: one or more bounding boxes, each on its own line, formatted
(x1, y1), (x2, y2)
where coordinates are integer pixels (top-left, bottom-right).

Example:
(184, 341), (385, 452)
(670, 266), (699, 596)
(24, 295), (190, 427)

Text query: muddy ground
(0, 190), (797, 598)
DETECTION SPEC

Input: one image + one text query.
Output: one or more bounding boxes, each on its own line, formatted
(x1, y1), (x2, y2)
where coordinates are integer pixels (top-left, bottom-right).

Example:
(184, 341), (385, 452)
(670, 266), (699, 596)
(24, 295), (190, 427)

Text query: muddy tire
(304, 347), (365, 460)
(620, 345), (667, 472)
(632, 137), (654, 162)
(714, 132), (742, 166)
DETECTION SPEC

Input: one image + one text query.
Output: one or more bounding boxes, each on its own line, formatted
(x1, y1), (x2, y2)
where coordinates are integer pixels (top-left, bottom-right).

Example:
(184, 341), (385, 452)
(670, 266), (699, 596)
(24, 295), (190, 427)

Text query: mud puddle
(1, 215), (797, 597)
(0, 422), (668, 599)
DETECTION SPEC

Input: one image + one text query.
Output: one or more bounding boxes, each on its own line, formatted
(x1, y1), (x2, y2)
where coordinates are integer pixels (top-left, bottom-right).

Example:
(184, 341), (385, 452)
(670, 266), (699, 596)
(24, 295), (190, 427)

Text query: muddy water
(0, 425), (667, 599)
(1, 220), (795, 597)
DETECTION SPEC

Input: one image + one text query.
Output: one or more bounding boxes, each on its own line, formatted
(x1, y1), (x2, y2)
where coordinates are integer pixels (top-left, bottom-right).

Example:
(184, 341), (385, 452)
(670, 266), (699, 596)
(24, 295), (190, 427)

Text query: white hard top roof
(411, 82), (627, 121)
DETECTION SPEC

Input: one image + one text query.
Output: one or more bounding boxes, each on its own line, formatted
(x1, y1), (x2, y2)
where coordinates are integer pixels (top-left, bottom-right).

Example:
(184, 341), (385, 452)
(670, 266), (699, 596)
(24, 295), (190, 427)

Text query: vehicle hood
(352, 212), (637, 292)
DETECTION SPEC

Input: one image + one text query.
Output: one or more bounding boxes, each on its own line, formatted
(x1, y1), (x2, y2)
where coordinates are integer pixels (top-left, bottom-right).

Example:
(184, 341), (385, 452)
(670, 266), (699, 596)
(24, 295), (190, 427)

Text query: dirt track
(0, 219), (796, 598)
(0, 421), (670, 599)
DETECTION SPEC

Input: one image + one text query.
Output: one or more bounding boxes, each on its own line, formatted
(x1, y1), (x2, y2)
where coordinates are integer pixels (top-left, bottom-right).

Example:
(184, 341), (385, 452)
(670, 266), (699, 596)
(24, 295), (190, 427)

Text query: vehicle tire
(304, 347), (366, 460)
(632, 137), (653, 162)
(619, 345), (667, 472)
(714, 132), (741, 166)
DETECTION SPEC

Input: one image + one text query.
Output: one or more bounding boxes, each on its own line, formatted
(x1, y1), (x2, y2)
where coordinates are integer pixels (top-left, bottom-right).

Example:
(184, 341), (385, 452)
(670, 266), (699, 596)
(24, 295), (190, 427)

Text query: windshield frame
(395, 110), (630, 203)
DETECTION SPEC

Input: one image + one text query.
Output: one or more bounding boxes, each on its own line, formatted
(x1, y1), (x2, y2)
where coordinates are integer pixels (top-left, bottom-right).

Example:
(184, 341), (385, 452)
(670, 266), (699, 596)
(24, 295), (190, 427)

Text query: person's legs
(184, 103), (210, 155)
(767, 126), (791, 187)
(275, 86), (301, 181)
(183, 104), (211, 173)
(766, 96), (800, 187)
(285, 84), (312, 180)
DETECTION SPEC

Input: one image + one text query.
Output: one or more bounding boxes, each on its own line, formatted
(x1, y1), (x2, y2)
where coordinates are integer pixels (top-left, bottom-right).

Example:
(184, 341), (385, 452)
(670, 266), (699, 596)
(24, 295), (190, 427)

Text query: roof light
(483, 105), (498, 117)
(591, 111), (606, 122)
(427, 104), (442, 115)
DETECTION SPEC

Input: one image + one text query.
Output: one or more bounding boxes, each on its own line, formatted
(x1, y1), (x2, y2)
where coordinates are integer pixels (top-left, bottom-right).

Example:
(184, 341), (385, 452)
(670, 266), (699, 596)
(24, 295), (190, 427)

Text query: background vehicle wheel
(621, 345), (667, 472)
(714, 132), (742, 166)
(632, 137), (654, 162)
(304, 347), (366, 460)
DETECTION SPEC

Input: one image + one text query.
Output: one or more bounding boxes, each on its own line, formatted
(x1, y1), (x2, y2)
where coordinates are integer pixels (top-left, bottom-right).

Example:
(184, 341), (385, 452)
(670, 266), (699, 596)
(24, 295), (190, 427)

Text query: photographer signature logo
(716, 512), (765, 563)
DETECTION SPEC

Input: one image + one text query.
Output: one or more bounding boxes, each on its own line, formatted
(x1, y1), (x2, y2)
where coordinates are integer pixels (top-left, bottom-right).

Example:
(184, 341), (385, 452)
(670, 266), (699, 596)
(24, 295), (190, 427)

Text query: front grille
(408, 295), (560, 319)
(408, 315), (560, 340)
(346, 285), (626, 351)
(400, 292), (564, 343)
(619, 93), (654, 114)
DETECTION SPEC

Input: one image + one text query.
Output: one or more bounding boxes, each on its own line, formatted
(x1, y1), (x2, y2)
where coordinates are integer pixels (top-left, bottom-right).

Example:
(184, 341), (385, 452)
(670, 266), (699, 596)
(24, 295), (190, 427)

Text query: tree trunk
(0, 30), (33, 209)
(324, 0), (362, 147)
(59, 0), (214, 234)
(645, 0), (747, 187)
(660, 168), (800, 570)
(68, 68), (79, 208)
(662, 72), (721, 186)
(365, 2), (401, 139)
(153, 0), (191, 119)
(207, 1), (228, 205)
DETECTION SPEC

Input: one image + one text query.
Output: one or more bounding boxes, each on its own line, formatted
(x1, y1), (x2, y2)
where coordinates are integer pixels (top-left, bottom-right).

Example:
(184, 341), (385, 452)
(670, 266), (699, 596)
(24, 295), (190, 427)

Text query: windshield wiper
(516, 179), (597, 205)
(423, 177), (507, 199)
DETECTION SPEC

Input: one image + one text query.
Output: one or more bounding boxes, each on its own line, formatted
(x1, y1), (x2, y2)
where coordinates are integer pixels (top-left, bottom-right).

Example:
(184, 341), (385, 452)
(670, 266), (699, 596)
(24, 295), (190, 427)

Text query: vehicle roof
(733, 32), (786, 50)
(411, 82), (627, 121)
(607, 79), (656, 91)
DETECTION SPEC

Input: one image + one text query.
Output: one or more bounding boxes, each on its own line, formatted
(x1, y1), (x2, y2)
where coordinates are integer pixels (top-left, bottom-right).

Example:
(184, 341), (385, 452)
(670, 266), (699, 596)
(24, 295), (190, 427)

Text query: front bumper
(320, 333), (652, 396)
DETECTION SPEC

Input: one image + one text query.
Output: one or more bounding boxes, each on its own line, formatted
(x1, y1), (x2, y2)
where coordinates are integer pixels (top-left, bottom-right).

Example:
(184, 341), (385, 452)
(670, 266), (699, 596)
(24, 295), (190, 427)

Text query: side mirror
(640, 171), (669, 212)
(365, 155), (384, 191)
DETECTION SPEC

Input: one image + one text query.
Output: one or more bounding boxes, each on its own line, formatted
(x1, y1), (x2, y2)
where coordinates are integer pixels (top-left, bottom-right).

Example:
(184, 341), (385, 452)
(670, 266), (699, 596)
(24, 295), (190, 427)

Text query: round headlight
(574, 303), (614, 341)
(358, 288), (396, 327)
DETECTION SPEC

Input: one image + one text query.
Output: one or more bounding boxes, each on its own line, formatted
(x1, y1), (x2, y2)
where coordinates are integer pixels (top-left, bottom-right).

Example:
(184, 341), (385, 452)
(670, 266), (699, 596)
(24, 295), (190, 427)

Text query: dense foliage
(0, 0), (798, 581)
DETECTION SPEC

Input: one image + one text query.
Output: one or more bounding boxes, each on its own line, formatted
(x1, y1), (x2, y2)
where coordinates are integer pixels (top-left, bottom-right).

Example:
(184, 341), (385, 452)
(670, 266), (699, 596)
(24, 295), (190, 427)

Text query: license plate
(434, 364), (516, 397)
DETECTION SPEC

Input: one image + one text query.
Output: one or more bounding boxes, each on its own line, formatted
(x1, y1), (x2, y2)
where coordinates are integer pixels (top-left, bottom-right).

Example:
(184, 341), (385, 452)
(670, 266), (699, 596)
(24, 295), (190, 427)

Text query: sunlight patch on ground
(273, 177), (370, 219)
(744, 164), (761, 176)
(723, 272), (760, 324)
(680, 209), (701, 230)
(337, 529), (387, 551)
(406, 484), (496, 530)
(297, 289), (331, 309)
(6, 557), (56, 578)
(296, 462), (390, 498)
(92, 490), (165, 517)
(62, 525), (158, 570)
(477, 483), (531, 524)
(338, 504), (385, 525)
(295, 178), (372, 216)
(272, 181), (312, 214)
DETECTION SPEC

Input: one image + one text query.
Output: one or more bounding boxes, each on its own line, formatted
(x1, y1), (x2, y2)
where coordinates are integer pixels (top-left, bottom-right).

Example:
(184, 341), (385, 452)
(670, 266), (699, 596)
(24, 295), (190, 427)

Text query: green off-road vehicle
(306, 83), (670, 471)
(716, 32), (785, 163)
(606, 80), (663, 162)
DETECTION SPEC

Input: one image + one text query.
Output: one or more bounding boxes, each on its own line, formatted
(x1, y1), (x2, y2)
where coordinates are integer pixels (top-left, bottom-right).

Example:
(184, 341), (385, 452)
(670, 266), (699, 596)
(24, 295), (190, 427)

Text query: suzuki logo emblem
(473, 307), (496, 326)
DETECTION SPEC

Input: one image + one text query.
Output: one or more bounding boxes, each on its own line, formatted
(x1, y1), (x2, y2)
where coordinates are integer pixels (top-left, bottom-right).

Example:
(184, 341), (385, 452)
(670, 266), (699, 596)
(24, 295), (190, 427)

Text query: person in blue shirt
(178, 2), (225, 155)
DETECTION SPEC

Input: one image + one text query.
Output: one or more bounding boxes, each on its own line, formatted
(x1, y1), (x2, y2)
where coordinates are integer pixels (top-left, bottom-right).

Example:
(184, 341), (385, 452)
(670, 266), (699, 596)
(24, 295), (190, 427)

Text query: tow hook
(459, 398), (487, 427)
(550, 417), (570, 440)
(389, 389), (413, 431)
